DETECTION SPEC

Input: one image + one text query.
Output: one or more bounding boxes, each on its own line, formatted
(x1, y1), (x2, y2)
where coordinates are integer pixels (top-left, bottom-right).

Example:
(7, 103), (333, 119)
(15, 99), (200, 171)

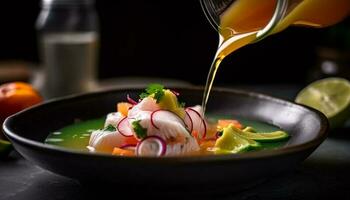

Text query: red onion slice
(186, 108), (207, 139)
(127, 94), (138, 105)
(136, 135), (167, 156)
(117, 117), (134, 137)
(184, 110), (193, 133)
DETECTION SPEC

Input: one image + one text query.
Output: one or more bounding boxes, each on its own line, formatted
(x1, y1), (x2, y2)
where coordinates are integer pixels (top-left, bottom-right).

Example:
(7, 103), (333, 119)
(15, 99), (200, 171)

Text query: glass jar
(36, 0), (99, 98)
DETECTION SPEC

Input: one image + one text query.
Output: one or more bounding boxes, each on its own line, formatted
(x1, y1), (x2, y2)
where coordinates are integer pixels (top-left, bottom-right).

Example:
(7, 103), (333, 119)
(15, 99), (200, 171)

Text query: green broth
(45, 115), (288, 152)
(45, 118), (105, 151)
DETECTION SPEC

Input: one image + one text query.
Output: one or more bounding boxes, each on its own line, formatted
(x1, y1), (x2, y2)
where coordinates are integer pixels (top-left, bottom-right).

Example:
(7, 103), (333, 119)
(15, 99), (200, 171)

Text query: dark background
(0, 1), (349, 86)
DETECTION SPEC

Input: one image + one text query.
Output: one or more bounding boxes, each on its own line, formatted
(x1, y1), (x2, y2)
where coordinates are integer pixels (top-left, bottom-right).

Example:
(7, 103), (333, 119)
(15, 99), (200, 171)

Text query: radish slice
(117, 117), (134, 137)
(150, 110), (160, 129)
(171, 90), (180, 96)
(136, 136), (167, 156)
(150, 109), (186, 130)
(201, 118), (207, 139)
(184, 110), (193, 133)
(127, 94), (138, 105)
(186, 108), (207, 139)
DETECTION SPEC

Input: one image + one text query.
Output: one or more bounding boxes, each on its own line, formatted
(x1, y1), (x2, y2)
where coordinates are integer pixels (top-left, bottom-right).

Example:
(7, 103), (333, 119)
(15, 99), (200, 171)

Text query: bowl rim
(2, 86), (329, 163)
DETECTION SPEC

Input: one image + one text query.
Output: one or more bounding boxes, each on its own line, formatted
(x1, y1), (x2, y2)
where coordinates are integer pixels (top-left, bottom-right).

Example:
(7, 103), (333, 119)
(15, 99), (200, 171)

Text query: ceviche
(82, 84), (289, 157)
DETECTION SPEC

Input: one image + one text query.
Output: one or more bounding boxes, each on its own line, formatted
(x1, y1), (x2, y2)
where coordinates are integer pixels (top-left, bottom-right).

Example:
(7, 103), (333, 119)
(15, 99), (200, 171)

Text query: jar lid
(42, 0), (95, 7)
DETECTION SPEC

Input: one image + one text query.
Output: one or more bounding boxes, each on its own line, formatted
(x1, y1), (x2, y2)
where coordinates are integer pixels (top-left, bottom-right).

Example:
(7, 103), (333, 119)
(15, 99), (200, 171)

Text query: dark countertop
(1, 84), (350, 200)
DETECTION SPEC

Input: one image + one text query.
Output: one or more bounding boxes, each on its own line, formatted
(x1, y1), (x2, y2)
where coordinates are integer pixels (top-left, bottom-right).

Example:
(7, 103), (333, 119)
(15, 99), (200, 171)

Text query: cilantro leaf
(153, 90), (164, 103)
(146, 83), (164, 94)
(104, 124), (116, 132)
(179, 102), (186, 108)
(139, 92), (149, 99)
(139, 83), (165, 103)
(131, 120), (147, 139)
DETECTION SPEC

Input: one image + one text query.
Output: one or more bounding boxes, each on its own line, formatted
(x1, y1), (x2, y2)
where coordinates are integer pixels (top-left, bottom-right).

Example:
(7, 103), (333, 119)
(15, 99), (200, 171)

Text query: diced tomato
(205, 124), (218, 140)
(199, 140), (216, 150)
(123, 136), (139, 146)
(217, 119), (243, 129)
(191, 130), (200, 143)
(112, 147), (134, 156)
(117, 102), (132, 116)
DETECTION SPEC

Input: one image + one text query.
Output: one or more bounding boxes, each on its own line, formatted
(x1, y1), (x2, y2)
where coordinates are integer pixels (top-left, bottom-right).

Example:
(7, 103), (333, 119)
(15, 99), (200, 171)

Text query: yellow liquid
(202, 0), (350, 113)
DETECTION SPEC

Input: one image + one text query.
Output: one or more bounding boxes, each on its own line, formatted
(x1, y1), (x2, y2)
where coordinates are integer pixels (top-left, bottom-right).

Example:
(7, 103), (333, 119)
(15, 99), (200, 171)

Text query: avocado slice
(242, 126), (257, 133)
(214, 125), (260, 154)
(158, 89), (185, 118)
(233, 126), (289, 142)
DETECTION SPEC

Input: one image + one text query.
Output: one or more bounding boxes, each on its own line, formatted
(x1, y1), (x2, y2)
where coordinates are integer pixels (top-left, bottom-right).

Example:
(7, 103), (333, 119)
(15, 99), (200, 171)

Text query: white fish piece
(130, 110), (199, 155)
(128, 97), (160, 118)
(104, 112), (124, 128)
(88, 130), (127, 153)
(165, 137), (199, 156)
(130, 110), (186, 140)
(89, 111), (127, 153)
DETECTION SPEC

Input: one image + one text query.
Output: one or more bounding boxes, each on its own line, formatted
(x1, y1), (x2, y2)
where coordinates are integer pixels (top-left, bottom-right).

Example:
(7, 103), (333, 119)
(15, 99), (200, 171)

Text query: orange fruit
(0, 82), (43, 156)
(0, 82), (43, 122)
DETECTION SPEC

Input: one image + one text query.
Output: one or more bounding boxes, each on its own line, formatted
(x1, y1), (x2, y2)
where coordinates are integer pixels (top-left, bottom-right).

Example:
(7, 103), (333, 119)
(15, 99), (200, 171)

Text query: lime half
(295, 77), (350, 128)
(0, 139), (12, 157)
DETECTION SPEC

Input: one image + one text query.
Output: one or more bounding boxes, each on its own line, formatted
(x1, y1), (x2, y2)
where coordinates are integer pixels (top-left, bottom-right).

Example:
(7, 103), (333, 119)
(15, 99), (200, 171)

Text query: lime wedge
(0, 139), (12, 157)
(295, 77), (350, 128)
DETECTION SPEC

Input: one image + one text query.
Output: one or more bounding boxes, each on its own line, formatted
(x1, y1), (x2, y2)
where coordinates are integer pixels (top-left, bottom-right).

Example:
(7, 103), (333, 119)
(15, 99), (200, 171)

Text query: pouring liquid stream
(202, 32), (258, 114)
(201, 0), (350, 114)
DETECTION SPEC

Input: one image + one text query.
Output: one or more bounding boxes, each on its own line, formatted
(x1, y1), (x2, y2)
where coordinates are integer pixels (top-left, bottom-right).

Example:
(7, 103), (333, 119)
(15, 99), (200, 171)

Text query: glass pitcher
(200, 0), (350, 57)
(199, 0), (350, 112)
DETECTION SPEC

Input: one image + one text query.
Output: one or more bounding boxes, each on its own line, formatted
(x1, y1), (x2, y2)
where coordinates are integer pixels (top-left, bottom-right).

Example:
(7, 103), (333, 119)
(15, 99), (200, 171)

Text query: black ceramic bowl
(3, 87), (328, 187)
